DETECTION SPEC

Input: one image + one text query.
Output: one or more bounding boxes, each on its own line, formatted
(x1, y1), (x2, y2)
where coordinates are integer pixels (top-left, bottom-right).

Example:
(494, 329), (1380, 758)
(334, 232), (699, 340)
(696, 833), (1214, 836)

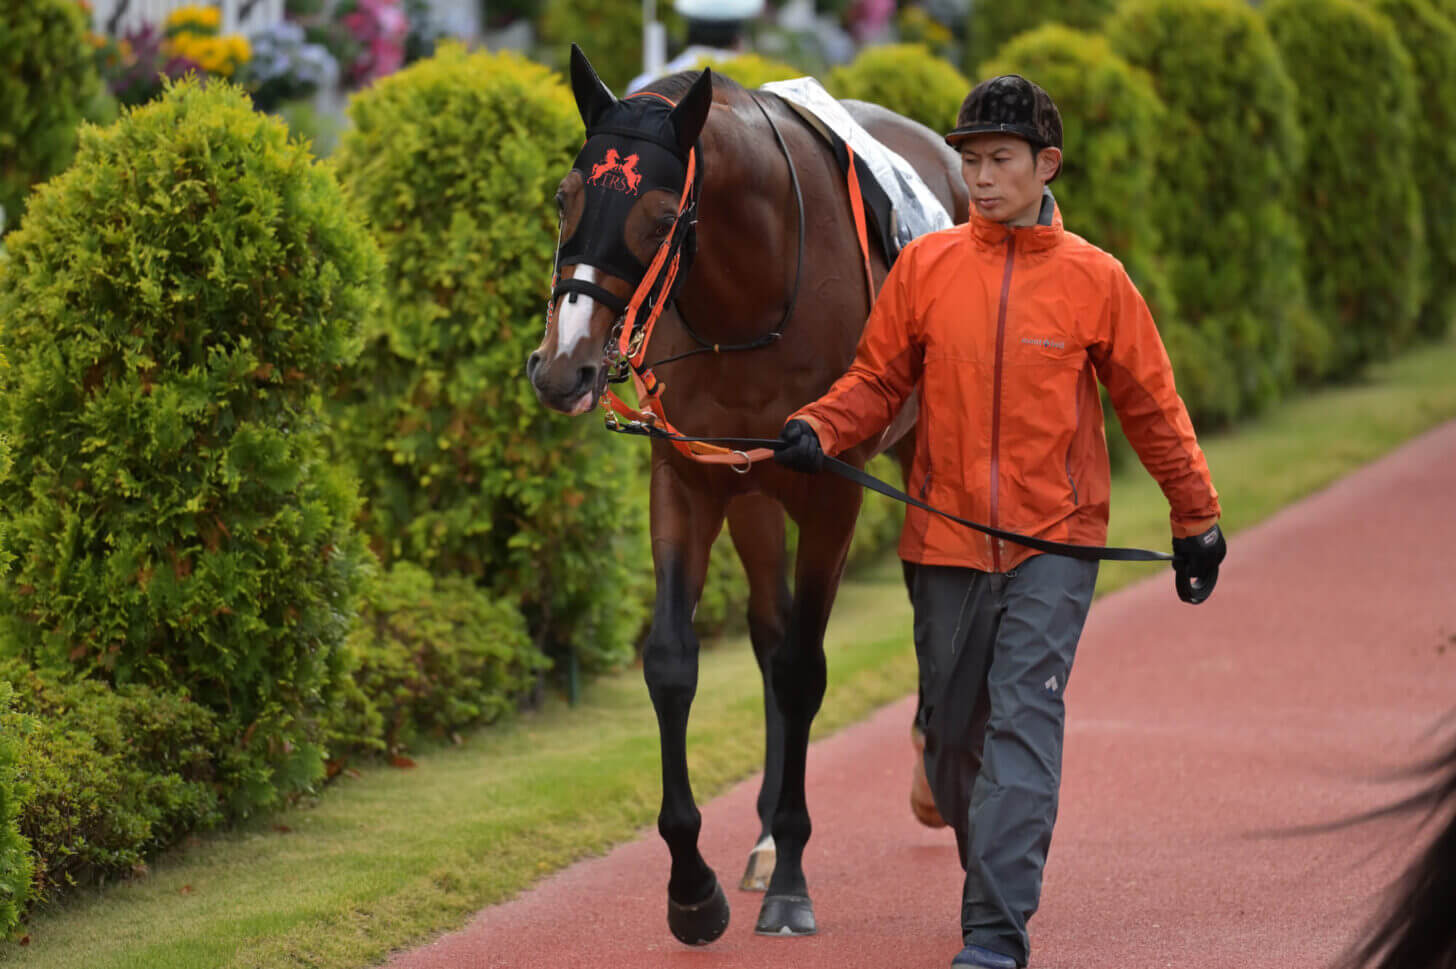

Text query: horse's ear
(668, 68), (714, 156)
(569, 43), (616, 129)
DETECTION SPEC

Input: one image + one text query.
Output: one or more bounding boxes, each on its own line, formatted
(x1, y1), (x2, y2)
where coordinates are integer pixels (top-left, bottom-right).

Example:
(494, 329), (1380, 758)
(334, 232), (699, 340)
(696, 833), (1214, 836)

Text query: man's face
(958, 134), (1061, 227)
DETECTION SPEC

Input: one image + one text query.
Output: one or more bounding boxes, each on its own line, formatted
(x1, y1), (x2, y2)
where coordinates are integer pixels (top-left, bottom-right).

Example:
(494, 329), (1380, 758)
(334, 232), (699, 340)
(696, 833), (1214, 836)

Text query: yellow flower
(165, 4), (221, 36)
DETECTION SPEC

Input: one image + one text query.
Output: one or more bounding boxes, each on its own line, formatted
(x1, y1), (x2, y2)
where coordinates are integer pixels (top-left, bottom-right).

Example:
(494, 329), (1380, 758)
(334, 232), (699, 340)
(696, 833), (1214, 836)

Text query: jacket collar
(967, 188), (1063, 253)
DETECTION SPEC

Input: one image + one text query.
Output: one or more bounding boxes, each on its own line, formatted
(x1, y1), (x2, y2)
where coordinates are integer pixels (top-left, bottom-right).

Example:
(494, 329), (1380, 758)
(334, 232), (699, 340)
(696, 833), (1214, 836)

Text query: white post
(643, 0), (666, 80)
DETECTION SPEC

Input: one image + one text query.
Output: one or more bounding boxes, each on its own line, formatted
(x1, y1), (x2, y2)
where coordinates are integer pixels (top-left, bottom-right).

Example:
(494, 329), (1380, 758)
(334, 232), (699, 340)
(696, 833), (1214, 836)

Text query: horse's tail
(1337, 725), (1456, 969)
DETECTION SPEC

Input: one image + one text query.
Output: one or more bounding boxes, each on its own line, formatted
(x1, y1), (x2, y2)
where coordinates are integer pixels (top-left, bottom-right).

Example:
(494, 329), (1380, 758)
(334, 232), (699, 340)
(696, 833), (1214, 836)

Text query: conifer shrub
(0, 79), (380, 813)
(1369, 0), (1456, 340)
(0, 661), (223, 904)
(826, 44), (969, 133)
(963, 0), (1118, 80)
(1106, 0), (1309, 423)
(333, 45), (646, 676)
(0, 683), (31, 940)
(333, 562), (545, 754)
(1265, 0), (1423, 370)
(0, 0), (101, 233)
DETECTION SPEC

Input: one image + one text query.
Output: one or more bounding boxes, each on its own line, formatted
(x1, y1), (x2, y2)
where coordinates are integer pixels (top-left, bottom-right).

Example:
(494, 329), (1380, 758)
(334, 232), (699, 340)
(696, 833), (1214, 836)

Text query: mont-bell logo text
(588, 148), (642, 196)
(1022, 336), (1066, 351)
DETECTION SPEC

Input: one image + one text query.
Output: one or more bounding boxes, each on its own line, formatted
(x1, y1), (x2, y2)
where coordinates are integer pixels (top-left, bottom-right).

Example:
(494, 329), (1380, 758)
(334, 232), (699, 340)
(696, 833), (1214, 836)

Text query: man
(627, 0), (764, 94)
(773, 75), (1227, 968)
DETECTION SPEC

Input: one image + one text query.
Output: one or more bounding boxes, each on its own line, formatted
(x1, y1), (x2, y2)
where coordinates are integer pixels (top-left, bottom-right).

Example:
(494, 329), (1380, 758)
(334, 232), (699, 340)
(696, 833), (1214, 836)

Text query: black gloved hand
(1172, 523), (1226, 605)
(773, 419), (824, 473)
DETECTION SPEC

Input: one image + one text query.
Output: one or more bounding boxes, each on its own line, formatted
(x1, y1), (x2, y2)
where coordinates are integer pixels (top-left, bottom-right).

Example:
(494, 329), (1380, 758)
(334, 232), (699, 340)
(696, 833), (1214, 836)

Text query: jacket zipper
(989, 235), (1015, 573)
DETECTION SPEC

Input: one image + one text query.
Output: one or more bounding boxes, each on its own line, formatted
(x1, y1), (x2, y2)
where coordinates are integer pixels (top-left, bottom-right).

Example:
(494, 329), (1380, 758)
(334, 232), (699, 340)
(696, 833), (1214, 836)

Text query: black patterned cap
(945, 74), (1063, 157)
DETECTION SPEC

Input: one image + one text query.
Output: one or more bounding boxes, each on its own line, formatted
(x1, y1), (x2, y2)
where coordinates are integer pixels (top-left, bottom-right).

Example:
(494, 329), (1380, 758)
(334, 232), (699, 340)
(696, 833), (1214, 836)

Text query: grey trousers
(910, 554), (1098, 966)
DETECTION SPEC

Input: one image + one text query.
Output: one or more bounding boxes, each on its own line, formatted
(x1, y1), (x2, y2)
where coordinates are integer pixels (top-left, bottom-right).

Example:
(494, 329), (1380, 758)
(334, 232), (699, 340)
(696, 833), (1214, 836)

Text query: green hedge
(333, 562), (547, 754)
(1106, 0), (1311, 423)
(0, 79), (379, 815)
(0, 0), (101, 234)
(826, 43), (968, 133)
(1370, 0), (1456, 340)
(0, 662), (223, 910)
(1266, 0), (1423, 371)
(0, 683), (30, 939)
(333, 44), (647, 676)
(964, 0), (1118, 79)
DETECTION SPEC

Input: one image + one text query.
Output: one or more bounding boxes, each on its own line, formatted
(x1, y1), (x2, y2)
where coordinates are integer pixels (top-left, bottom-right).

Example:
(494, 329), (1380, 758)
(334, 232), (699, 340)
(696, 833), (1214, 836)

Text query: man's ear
(1036, 146), (1063, 184)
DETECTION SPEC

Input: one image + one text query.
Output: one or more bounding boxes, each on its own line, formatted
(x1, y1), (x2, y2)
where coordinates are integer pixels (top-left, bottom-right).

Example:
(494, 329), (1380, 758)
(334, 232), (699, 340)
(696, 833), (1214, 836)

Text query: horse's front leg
(725, 494), (793, 892)
(643, 457), (729, 945)
(755, 475), (863, 936)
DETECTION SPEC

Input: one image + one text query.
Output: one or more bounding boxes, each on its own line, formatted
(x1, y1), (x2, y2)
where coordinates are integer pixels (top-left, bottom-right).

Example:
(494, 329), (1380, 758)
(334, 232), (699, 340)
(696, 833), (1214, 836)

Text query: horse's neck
(674, 99), (799, 344)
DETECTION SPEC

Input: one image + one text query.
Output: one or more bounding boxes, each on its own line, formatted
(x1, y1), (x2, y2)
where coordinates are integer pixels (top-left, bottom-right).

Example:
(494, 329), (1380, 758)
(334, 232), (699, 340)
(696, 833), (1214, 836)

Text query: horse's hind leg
(755, 478), (863, 937)
(725, 495), (792, 892)
(643, 459), (730, 945)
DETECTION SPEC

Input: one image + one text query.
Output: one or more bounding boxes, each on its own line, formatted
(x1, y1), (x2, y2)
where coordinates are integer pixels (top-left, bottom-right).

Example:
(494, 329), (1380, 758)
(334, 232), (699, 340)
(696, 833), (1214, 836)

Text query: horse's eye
(653, 217), (674, 238)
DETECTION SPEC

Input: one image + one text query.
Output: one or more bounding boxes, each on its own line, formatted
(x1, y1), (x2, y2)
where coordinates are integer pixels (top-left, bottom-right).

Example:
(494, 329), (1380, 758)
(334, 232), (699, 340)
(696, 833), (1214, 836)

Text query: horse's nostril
(575, 366), (598, 396)
(526, 351), (542, 381)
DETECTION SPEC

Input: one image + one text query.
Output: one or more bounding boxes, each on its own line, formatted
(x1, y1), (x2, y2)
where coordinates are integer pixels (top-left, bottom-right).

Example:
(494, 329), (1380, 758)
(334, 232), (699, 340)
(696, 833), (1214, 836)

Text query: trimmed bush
(0, 0), (102, 233)
(1363, 0), (1456, 340)
(333, 563), (546, 754)
(333, 45), (647, 676)
(963, 0), (1118, 80)
(0, 1), (98, 197)
(687, 52), (804, 89)
(1106, 0), (1309, 423)
(1265, 0), (1423, 370)
(0, 79), (380, 814)
(0, 662), (223, 905)
(826, 43), (969, 133)
(0, 683), (31, 939)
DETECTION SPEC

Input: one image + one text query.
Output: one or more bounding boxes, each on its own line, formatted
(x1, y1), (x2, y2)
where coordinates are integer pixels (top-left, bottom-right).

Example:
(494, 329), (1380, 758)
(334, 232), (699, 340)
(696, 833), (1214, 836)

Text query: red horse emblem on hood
(588, 148), (642, 195)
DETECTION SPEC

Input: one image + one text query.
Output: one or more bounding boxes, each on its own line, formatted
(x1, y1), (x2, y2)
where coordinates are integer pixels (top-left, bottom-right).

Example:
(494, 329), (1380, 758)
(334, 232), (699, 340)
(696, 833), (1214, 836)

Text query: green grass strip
(6, 332), (1456, 969)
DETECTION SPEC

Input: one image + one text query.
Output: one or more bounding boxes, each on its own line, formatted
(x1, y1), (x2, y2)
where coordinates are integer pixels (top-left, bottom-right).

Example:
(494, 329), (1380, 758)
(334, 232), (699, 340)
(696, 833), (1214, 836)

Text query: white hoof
(738, 834), (775, 892)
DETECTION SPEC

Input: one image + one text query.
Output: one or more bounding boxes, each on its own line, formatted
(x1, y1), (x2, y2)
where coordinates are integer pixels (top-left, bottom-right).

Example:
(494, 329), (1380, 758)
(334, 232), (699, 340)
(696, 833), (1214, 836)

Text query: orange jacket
(794, 204), (1220, 573)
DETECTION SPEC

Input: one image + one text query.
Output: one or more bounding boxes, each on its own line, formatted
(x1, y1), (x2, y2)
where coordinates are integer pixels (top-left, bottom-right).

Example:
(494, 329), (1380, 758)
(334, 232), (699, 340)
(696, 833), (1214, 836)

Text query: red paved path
(386, 422), (1456, 969)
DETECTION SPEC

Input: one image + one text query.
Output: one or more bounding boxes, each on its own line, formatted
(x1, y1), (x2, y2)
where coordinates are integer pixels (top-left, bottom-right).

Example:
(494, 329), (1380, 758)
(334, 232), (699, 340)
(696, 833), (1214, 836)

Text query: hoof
(754, 893), (817, 936)
(739, 835), (775, 892)
(668, 879), (730, 946)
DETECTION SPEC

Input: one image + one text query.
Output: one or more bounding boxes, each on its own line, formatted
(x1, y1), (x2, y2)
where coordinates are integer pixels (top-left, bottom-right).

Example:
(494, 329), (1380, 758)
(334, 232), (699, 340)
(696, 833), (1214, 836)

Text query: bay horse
(527, 46), (966, 943)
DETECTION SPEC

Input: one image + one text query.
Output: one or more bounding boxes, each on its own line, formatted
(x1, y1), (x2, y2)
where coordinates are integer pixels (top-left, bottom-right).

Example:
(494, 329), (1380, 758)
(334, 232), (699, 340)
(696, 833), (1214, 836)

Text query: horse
(526, 46), (967, 943)
(1332, 725), (1456, 969)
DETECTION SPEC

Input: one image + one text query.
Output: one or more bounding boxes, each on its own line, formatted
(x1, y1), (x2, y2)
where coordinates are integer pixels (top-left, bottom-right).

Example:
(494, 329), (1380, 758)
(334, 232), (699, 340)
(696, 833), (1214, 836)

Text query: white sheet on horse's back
(760, 77), (955, 250)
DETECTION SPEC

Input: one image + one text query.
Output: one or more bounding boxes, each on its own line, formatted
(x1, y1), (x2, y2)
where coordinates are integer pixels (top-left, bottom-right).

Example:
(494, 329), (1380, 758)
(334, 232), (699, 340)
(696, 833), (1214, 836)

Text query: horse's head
(527, 45), (713, 415)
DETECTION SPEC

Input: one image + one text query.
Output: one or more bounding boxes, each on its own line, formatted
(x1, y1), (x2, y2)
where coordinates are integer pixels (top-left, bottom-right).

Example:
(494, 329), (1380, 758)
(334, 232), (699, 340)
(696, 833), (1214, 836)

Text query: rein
(604, 421), (1173, 564)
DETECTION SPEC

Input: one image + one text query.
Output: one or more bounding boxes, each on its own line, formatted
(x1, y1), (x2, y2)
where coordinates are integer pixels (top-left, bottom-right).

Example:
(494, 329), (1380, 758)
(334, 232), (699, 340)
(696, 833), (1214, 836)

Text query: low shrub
(1106, 0), (1309, 422)
(333, 45), (647, 678)
(1266, 0), (1424, 371)
(0, 662), (223, 906)
(826, 43), (968, 133)
(0, 79), (380, 814)
(333, 563), (546, 754)
(0, 684), (31, 940)
(0, 0), (102, 232)
(538, 0), (643, 93)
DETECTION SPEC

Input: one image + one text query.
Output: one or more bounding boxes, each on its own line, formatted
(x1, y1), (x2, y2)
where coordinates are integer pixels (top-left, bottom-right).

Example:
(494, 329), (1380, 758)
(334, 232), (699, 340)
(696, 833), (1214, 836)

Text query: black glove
(1172, 523), (1226, 605)
(773, 419), (824, 473)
